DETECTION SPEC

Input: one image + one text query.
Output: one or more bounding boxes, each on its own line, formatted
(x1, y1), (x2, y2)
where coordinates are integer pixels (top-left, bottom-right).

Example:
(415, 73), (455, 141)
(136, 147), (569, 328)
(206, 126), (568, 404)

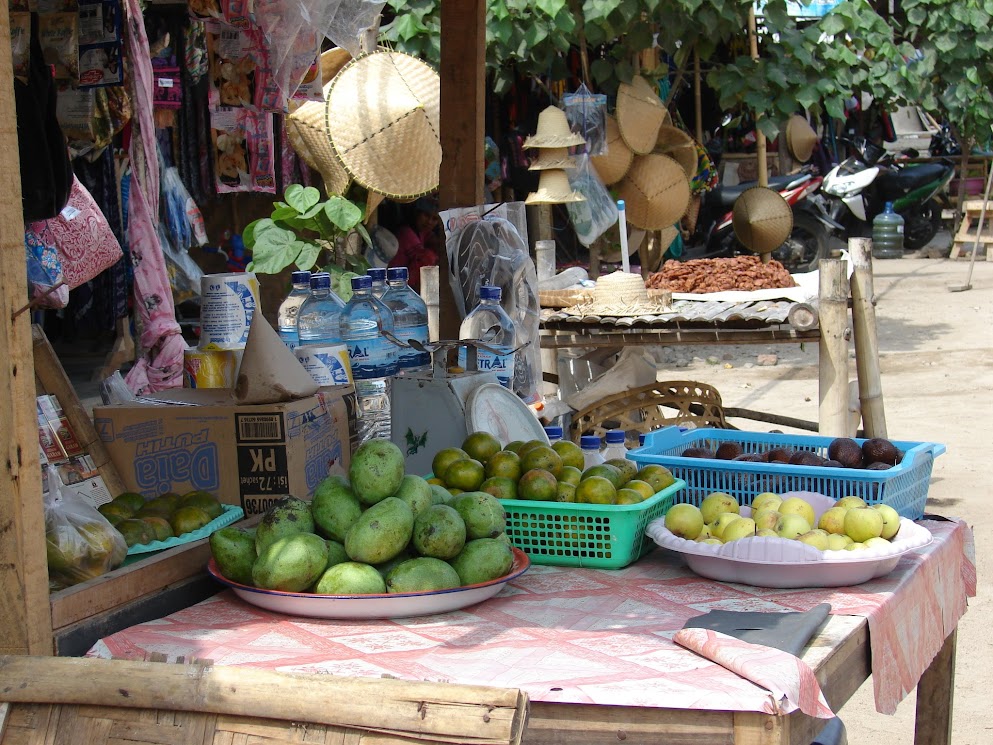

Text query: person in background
(383, 197), (441, 293)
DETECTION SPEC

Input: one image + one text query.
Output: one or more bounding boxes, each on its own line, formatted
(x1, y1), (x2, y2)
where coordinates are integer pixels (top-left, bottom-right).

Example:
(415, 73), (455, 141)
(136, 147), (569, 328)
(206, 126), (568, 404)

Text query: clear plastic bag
(564, 83), (607, 155)
(565, 154), (618, 247)
(44, 465), (127, 590)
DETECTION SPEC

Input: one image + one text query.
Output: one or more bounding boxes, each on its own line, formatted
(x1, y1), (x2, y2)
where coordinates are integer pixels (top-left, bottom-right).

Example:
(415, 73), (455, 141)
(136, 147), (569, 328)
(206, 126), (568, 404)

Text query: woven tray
(539, 288), (593, 308)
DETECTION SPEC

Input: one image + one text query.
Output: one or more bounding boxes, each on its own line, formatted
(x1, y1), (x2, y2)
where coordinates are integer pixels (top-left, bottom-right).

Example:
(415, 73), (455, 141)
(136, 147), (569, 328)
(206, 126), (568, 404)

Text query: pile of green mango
(209, 439), (516, 595)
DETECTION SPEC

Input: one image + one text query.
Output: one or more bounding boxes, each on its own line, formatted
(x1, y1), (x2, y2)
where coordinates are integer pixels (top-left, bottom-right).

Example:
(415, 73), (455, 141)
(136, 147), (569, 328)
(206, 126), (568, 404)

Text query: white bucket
(199, 272), (260, 350)
(295, 344), (353, 386)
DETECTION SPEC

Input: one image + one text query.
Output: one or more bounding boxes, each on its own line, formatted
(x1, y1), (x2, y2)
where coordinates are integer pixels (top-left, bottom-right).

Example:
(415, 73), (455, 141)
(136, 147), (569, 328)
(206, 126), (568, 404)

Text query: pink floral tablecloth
(89, 519), (975, 716)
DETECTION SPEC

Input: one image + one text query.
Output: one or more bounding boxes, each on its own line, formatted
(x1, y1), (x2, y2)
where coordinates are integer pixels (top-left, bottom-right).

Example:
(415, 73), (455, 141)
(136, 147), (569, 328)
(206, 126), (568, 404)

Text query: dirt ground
(650, 255), (991, 744)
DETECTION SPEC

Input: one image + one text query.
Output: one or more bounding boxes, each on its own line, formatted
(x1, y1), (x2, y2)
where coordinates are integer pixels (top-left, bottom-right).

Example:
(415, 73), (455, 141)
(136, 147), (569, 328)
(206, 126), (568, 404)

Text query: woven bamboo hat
(616, 76), (670, 155)
(325, 50), (441, 200)
(523, 105), (587, 148)
(563, 270), (671, 317)
(786, 115), (818, 163)
(320, 47), (352, 86)
(286, 86), (352, 196)
(525, 169), (585, 204)
(732, 186), (794, 254)
(653, 124), (697, 177)
(591, 114), (633, 185)
(529, 147), (577, 171)
(615, 154), (691, 230)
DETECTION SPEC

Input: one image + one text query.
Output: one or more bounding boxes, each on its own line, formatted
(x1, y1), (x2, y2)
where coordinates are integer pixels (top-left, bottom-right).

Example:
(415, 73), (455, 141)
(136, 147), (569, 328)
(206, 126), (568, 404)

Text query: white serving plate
(645, 491), (933, 588)
(207, 547), (530, 619)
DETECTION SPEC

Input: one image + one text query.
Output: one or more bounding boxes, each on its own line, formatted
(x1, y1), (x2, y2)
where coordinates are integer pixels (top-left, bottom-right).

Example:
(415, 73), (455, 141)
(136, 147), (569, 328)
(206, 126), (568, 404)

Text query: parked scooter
(803, 136), (954, 251)
(681, 166), (827, 273)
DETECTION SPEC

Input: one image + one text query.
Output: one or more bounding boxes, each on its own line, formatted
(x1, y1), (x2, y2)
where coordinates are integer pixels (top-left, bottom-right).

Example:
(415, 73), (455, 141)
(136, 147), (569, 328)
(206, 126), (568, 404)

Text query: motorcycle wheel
(902, 199), (943, 250)
(773, 212), (828, 273)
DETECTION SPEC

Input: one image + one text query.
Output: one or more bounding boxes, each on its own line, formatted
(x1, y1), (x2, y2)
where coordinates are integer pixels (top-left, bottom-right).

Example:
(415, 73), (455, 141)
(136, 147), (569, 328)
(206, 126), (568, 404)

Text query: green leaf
(819, 14), (846, 36)
(906, 6), (927, 25)
(325, 197), (363, 232)
(242, 218), (261, 248)
(295, 241), (322, 271)
(535, 0), (566, 17)
(285, 185), (321, 213)
(270, 205), (299, 222)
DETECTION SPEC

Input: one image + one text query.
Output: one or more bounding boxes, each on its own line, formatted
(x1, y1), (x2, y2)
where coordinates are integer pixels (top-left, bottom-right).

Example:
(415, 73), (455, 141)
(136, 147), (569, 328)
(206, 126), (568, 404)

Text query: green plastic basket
(500, 478), (685, 569)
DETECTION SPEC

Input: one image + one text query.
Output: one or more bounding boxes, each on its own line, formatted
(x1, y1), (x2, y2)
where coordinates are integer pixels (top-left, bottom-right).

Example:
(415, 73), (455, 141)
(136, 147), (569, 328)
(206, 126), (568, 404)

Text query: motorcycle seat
(875, 162), (950, 196)
(714, 173), (799, 207)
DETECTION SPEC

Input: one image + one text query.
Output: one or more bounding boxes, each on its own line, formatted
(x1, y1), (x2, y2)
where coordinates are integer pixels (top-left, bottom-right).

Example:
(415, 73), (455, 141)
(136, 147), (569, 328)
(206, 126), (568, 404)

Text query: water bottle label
(398, 324), (430, 368)
(346, 336), (398, 378)
(279, 329), (299, 351)
(459, 346), (514, 388)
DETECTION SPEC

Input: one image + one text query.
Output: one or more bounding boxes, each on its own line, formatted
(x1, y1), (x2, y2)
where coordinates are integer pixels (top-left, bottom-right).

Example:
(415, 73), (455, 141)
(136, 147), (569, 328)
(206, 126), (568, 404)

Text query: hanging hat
(523, 106), (586, 149)
(525, 169), (585, 204)
(325, 50), (441, 200)
(286, 88), (351, 196)
(786, 115), (818, 163)
(529, 147), (577, 171)
(591, 114), (633, 185)
(653, 124), (697, 178)
(616, 76), (670, 155)
(732, 186), (794, 254)
(320, 47), (352, 86)
(615, 154), (691, 230)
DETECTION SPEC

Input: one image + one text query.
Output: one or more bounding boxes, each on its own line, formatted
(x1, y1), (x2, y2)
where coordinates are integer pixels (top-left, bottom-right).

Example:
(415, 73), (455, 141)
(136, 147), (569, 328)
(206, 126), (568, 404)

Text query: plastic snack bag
(44, 465), (127, 589)
(566, 154), (618, 247)
(564, 83), (607, 155)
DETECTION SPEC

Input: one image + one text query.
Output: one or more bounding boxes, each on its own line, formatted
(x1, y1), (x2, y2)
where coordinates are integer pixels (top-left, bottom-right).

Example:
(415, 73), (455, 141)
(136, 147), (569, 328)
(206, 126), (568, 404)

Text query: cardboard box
(93, 387), (355, 516)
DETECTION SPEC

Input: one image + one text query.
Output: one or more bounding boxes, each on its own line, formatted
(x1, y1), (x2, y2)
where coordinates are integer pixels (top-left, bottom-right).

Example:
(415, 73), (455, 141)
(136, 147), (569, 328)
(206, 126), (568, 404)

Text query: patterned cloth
(89, 519), (973, 717)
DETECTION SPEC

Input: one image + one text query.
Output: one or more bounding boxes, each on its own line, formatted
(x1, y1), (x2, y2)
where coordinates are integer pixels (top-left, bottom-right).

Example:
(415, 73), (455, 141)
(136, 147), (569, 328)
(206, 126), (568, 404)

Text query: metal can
(199, 272), (260, 350)
(295, 344), (353, 386)
(183, 348), (242, 389)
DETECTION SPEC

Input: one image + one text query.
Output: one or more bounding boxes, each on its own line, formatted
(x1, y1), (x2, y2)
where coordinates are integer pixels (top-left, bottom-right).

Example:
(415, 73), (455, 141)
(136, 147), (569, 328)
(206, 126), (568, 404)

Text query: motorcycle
(681, 166), (827, 273)
(803, 136), (955, 251)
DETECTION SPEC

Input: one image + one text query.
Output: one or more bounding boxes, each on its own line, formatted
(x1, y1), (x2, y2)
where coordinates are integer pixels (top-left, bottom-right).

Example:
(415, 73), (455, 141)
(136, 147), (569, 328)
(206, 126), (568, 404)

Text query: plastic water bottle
(297, 272), (344, 346)
(601, 429), (629, 461)
(368, 267), (388, 298)
(381, 266), (430, 372)
(277, 270), (312, 350)
(340, 275), (398, 442)
(581, 435), (605, 469)
(543, 426), (563, 443)
(872, 202), (905, 259)
(458, 286), (516, 389)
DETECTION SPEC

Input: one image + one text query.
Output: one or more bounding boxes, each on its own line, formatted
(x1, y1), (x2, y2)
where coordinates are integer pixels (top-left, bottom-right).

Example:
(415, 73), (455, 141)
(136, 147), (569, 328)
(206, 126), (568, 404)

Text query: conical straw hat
(615, 154), (691, 230)
(525, 169), (585, 204)
(325, 50), (441, 200)
(616, 75), (670, 155)
(732, 186), (794, 254)
(320, 47), (352, 86)
(529, 147), (577, 171)
(655, 124), (694, 152)
(591, 114), (633, 185)
(523, 105), (587, 148)
(286, 88), (351, 196)
(786, 115), (818, 163)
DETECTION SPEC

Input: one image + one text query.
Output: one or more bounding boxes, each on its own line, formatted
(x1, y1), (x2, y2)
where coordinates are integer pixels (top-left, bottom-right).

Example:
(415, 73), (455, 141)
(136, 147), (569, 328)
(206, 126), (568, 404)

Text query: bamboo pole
(694, 46), (703, 143)
(747, 7), (772, 266)
(849, 238), (887, 437)
(818, 259), (853, 436)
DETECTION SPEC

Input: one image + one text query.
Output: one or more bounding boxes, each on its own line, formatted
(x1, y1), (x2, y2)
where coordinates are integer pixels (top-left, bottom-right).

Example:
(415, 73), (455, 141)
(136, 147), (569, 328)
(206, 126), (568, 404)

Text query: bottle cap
(310, 273), (331, 289)
(605, 430), (626, 444)
(638, 433), (647, 446)
(580, 435), (602, 449)
(368, 267), (387, 282)
(387, 266), (409, 281)
(351, 275), (373, 290)
(480, 285), (502, 301)
(543, 426), (563, 439)
(292, 270), (312, 284)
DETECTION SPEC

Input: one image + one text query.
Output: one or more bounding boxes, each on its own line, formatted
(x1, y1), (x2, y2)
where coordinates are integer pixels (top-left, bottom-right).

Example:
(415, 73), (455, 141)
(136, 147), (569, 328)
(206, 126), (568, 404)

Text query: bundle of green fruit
(209, 440), (517, 595)
(681, 436), (903, 471)
(429, 432), (677, 505)
(664, 490), (901, 551)
(97, 490), (225, 548)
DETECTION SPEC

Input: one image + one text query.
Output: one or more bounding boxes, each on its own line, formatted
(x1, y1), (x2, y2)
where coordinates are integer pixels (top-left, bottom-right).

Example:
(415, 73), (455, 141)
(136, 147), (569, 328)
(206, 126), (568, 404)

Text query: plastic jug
(872, 202), (904, 259)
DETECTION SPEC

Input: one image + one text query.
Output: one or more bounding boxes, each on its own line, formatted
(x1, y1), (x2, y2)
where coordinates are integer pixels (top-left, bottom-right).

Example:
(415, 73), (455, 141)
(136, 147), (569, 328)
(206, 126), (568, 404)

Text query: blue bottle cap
(310, 273), (331, 289)
(291, 270), (311, 283)
(605, 430), (626, 444)
(368, 267), (387, 282)
(480, 285), (502, 301)
(543, 426), (563, 439)
(639, 433), (647, 446)
(351, 275), (373, 290)
(580, 435), (602, 449)
(387, 266), (409, 281)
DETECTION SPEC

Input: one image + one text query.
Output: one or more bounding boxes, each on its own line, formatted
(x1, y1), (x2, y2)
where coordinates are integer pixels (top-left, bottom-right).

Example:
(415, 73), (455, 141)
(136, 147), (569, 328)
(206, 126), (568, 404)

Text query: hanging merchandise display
(38, 11), (80, 82)
(565, 154), (619, 248)
(77, 0), (124, 87)
(10, 11), (31, 82)
(563, 83), (607, 156)
(210, 107), (276, 194)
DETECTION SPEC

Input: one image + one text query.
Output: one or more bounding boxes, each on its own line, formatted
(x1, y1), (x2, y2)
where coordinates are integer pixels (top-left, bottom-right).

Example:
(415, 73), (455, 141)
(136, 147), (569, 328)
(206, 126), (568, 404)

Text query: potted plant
(244, 184), (371, 299)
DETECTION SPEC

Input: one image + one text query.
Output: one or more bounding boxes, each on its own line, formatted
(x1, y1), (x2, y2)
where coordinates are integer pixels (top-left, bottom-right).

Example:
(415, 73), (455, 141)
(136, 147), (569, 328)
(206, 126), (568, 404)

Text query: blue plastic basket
(628, 428), (945, 519)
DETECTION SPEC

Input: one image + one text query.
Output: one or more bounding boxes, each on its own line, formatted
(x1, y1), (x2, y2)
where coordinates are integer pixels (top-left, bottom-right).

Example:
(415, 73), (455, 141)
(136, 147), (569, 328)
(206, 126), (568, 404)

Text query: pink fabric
(88, 519), (973, 716)
(123, 0), (183, 394)
(673, 628), (833, 718)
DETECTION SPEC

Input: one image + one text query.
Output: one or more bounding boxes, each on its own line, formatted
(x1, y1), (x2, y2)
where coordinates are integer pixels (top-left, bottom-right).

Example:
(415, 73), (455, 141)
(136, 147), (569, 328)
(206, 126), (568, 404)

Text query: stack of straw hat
(286, 49), (442, 203)
(523, 106), (585, 204)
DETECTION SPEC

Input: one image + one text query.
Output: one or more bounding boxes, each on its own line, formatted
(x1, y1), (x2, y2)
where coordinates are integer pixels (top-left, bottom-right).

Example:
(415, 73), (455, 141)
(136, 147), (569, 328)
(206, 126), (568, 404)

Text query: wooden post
(439, 0), (486, 337)
(914, 629), (957, 745)
(0, 7), (53, 654)
(747, 8), (767, 189)
(849, 238), (887, 438)
(818, 259), (852, 436)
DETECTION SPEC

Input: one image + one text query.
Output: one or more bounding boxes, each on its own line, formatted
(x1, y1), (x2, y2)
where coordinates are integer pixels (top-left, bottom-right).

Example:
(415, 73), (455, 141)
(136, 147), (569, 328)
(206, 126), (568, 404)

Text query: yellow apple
(664, 503), (705, 540)
(835, 495), (869, 511)
(817, 506), (849, 535)
(845, 542), (868, 551)
(843, 506), (884, 543)
(753, 508), (781, 531)
(778, 496), (816, 527)
(699, 538), (724, 546)
(797, 529), (830, 551)
(775, 513), (811, 540)
(721, 517), (757, 543)
(711, 512), (744, 541)
(700, 492), (739, 524)
(750, 492), (782, 513)
(873, 504), (901, 540)
(756, 528), (779, 537)
(826, 533), (854, 550)
(864, 536), (892, 550)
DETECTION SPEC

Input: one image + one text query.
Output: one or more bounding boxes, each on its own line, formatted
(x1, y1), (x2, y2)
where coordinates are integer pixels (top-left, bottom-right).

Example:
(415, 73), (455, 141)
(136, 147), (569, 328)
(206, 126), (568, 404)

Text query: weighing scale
(389, 339), (547, 475)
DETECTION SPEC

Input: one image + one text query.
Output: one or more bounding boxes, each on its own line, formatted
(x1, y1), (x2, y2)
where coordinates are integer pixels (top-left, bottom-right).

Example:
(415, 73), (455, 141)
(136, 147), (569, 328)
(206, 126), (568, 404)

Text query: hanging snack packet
(10, 12), (31, 83)
(77, 0), (123, 87)
(222, 0), (252, 29)
(211, 107), (251, 191)
(39, 12), (80, 81)
(246, 110), (276, 193)
(207, 21), (257, 108)
(188, 0), (222, 20)
(564, 83), (607, 156)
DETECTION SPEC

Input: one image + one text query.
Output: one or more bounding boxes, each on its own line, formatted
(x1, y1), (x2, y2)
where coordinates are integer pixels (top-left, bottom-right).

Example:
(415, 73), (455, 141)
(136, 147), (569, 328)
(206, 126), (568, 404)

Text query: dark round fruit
(715, 442), (744, 460)
(828, 437), (864, 468)
(681, 447), (715, 458)
(765, 447), (794, 463)
(862, 437), (899, 466)
(789, 450), (827, 466)
(732, 453), (764, 462)
(865, 461), (893, 471)
(822, 459), (845, 468)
